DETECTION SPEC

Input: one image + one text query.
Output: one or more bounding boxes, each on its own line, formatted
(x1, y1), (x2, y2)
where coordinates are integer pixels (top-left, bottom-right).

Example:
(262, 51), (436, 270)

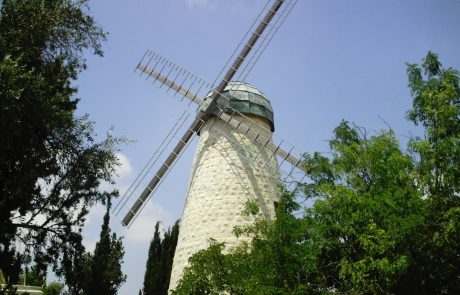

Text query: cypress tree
(143, 220), (180, 295)
(88, 198), (126, 295)
(143, 222), (162, 295)
(61, 198), (126, 295)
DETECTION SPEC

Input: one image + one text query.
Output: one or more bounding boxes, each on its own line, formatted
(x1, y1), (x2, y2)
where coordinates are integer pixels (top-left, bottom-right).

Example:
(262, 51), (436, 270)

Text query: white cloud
(83, 237), (98, 253)
(100, 152), (133, 195)
(114, 152), (134, 196)
(84, 203), (106, 229)
(115, 153), (133, 180)
(83, 200), (170, 251)
(83, 153), (135, 251)
(82, 203), (106, 252)
(83, 152), (175, 250)
(123, 201), (173, 243)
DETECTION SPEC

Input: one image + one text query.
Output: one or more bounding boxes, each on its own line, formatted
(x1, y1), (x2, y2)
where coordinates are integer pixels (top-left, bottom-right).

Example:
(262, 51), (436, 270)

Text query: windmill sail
(209, 0), (287, 96)
(117, 0), (301, 227)
(135, 58), (306, 173)
(115, 82), (306, 226)
(112, 108), (199, 224)
(135, 51), (209, 107)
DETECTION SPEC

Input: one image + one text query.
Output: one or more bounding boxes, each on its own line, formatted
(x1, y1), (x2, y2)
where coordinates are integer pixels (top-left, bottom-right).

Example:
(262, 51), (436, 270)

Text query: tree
(43, 282), (64, 295)
(172, 52), (460, 294)
(173, 194), (310, 295)
(60, 240), (91, 295)
(0, 270), (5, 285)
(62, 198), (126, 295)
(143, 220), (180, 295)
(87, 198), (126, 295)
(398, 51), (460, 293)
(300, 123), (425, 294)
(143, 223), (161, 295)
(25, 264), (46, 287)
(0, 0), (121, 290)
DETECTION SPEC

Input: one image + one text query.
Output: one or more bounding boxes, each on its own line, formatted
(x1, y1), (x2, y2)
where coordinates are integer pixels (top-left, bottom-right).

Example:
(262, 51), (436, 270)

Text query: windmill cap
(207, 81), (275, 131)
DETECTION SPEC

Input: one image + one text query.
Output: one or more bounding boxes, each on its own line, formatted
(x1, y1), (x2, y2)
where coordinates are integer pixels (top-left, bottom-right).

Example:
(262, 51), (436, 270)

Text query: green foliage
(143, 220), (180, 295)
(25, 264), (46, 287)
(60, 240), (91, 295)
(0, 270), (5, 285)
(0, 0), (121, 291)
(173, 192), (311, 295)
(62, 198), (126, 295)
(406, 51), (460, 201)
(173, 52), (460, 294)
(143, 223), (161, 295)
(399, 51), (460, 294)
(301, 122), (425, 294)
(88, 198), (126, 295)
(43, 281), (64, 295)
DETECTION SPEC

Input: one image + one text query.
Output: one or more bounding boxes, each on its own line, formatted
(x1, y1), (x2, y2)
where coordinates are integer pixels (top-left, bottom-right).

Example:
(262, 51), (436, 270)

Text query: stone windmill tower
(113, 0), (306, 290)
(168, 82), (281, 289)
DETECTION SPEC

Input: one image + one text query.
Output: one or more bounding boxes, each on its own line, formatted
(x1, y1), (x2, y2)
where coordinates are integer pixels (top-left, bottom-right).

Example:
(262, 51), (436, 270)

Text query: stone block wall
(168, 115), (281, 292)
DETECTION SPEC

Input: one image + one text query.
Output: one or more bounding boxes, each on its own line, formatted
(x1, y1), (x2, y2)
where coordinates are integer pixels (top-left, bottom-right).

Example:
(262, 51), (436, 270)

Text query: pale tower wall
(168, 83), (281, 292)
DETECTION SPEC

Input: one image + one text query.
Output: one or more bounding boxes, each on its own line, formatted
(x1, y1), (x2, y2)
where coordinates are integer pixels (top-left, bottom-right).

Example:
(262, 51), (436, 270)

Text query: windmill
(113, 0), (306, 290)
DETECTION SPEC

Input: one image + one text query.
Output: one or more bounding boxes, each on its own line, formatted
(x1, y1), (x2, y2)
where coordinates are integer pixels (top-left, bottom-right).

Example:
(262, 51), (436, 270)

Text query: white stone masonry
(168, 114), (281, 292)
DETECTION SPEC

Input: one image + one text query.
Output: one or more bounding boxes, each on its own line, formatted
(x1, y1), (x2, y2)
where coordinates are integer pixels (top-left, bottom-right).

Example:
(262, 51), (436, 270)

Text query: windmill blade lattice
(116, 70), (307, 226)
(211, 0), (298, 89)
(114, 78), (307, 226)
(116, 0), (301, 227)
(134, 59), (307, 175)
(136, 51), (210, 107)
(112, 109), (202, 227)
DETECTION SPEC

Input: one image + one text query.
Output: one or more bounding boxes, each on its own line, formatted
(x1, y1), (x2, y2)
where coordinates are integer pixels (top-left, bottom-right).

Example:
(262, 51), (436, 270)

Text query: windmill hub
(202, 81), (275, 131)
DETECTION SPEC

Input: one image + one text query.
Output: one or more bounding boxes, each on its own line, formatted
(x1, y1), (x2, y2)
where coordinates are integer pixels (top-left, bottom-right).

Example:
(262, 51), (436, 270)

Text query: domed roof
(207, 81), (275, 131)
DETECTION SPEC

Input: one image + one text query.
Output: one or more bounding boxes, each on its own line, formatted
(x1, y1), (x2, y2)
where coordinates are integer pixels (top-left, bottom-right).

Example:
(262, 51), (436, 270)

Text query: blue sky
(71, 1), (460, 294)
